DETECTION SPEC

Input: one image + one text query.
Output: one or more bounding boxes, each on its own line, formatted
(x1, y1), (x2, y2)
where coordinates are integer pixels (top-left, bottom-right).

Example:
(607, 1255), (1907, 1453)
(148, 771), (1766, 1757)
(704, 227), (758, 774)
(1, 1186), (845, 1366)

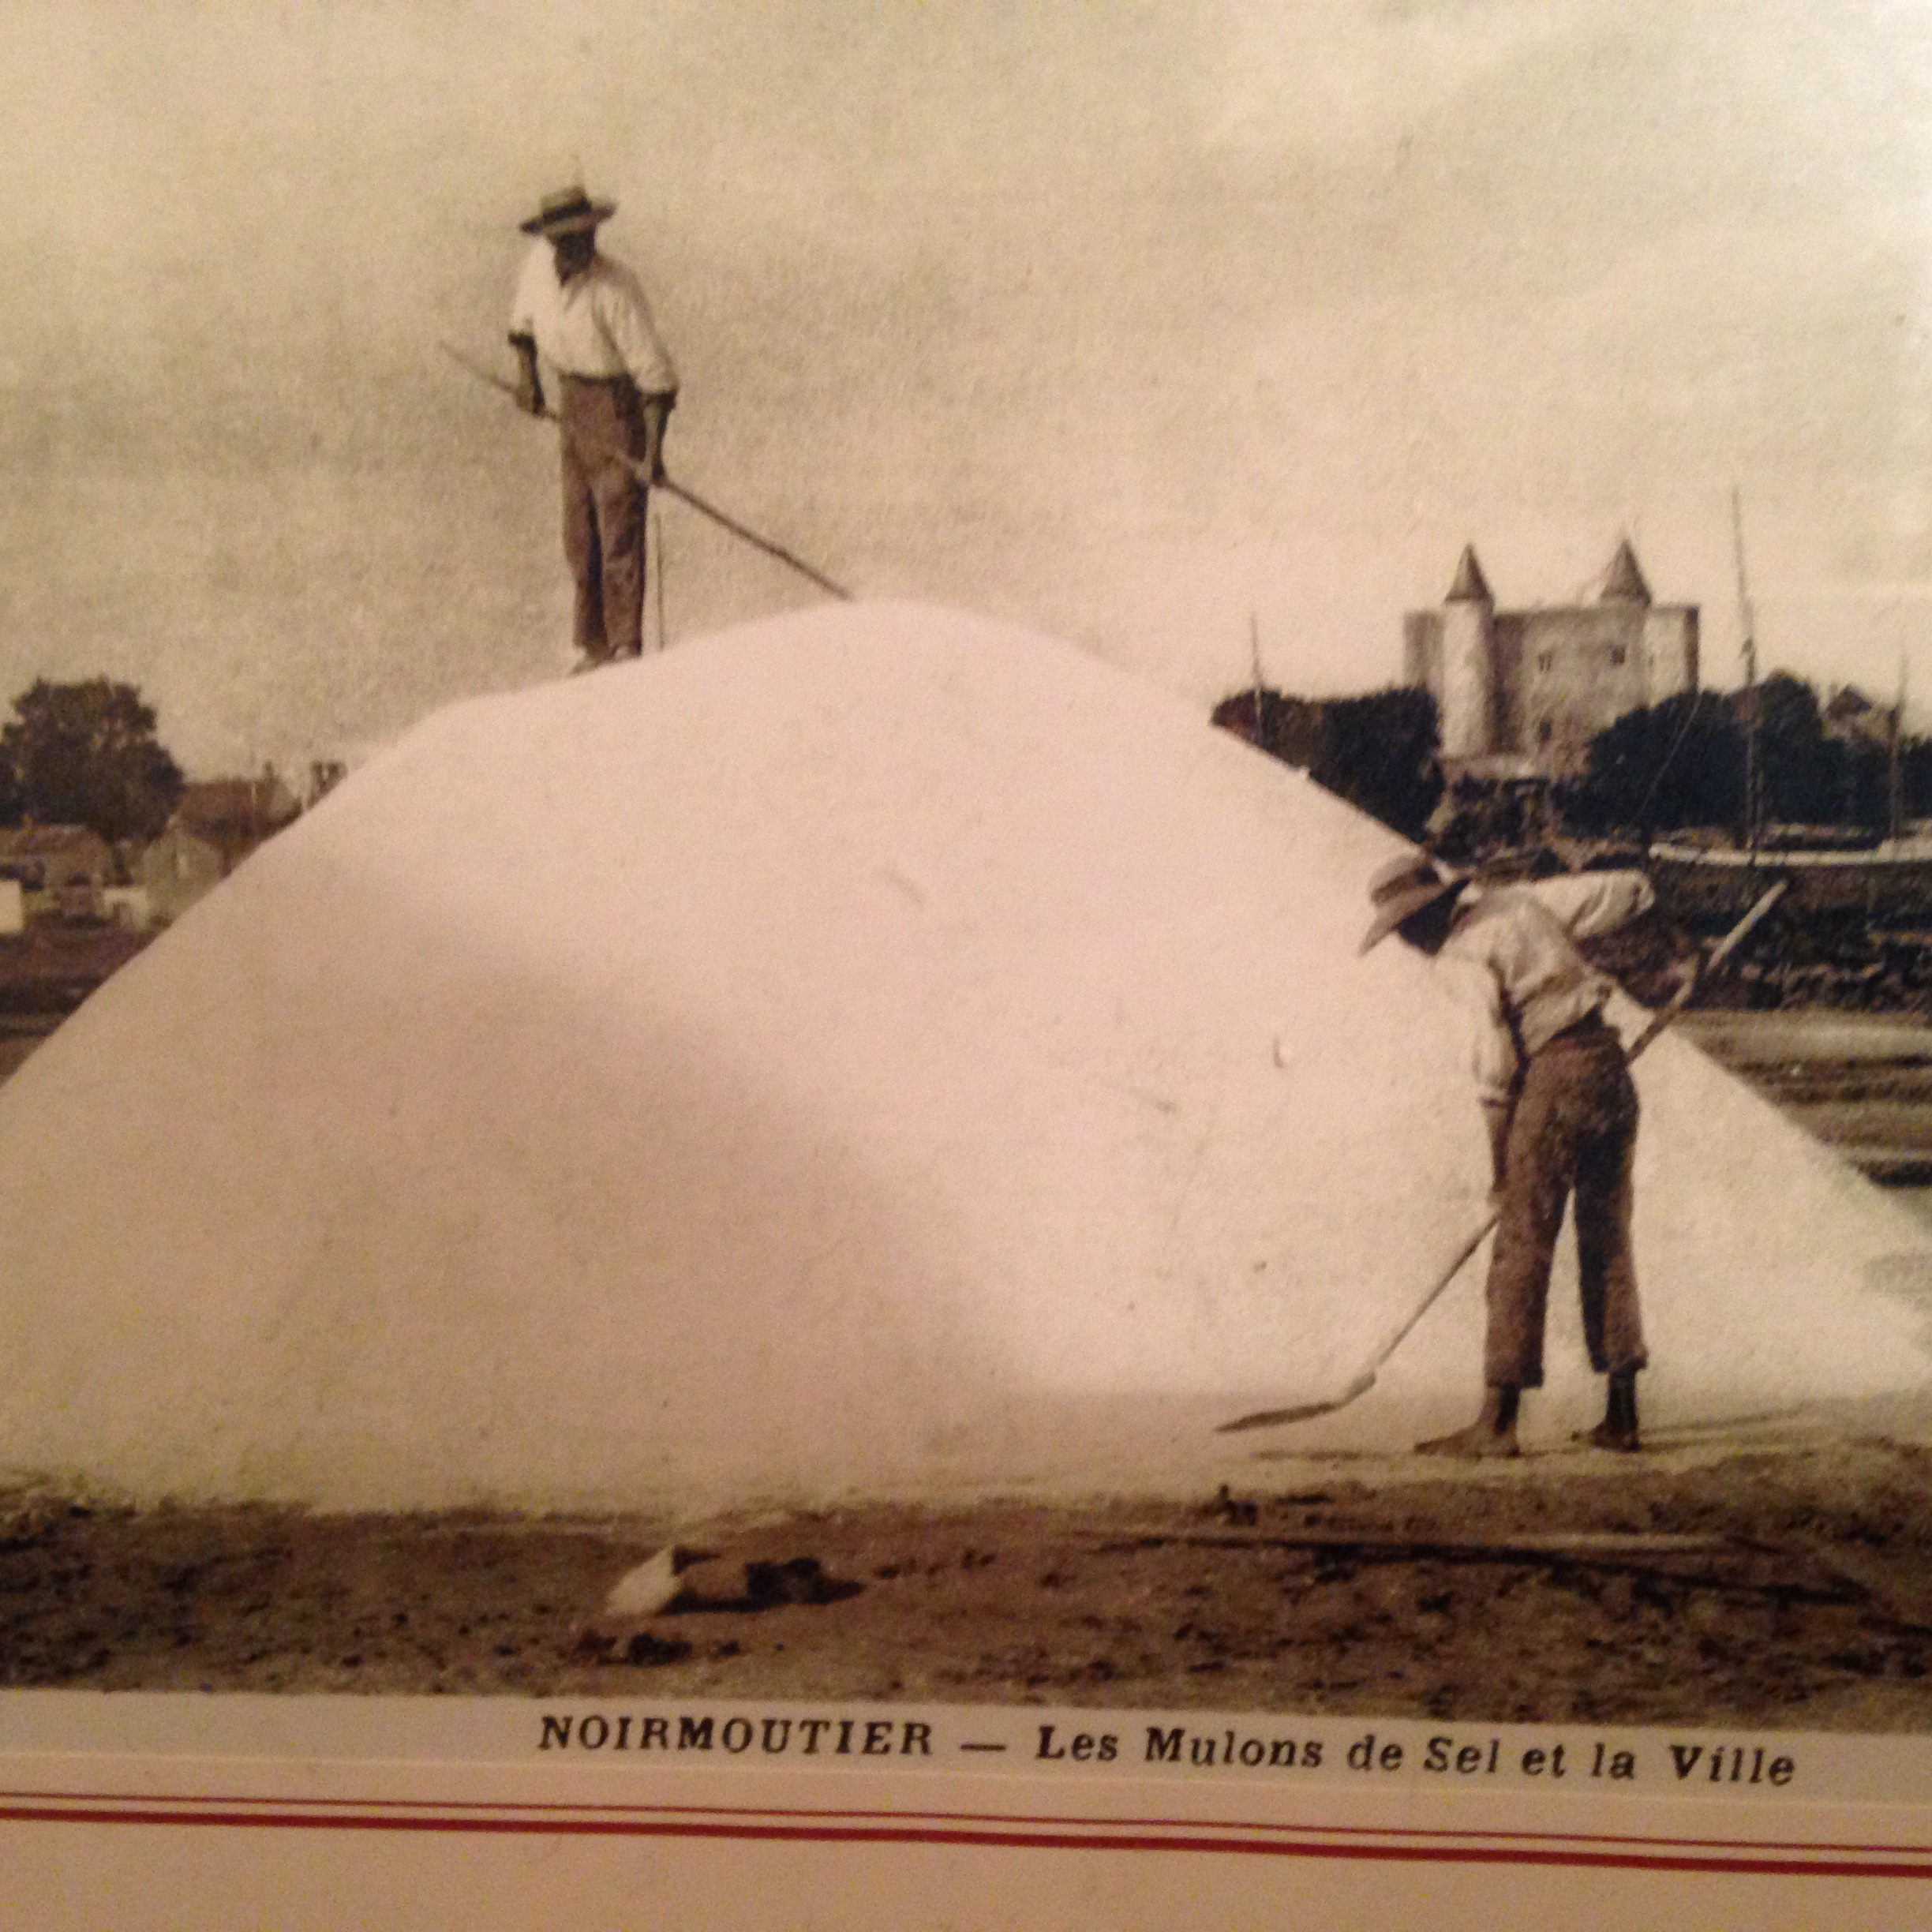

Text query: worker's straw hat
(521, 182), (617, 237)
(1358, 852), (1462, 954)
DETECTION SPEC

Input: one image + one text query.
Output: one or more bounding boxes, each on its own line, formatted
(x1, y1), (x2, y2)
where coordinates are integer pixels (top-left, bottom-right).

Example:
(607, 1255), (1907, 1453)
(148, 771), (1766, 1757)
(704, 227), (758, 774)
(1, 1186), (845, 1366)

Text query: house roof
(1823, 685), (1897, 747)
(0, 824), (110, 860)
(174, 775), (301, 838)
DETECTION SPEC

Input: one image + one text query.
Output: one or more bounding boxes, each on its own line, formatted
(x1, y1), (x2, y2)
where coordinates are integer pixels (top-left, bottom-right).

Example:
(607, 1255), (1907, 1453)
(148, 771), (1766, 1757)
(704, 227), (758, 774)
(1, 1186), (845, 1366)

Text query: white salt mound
(1, 601), (1929, 1510)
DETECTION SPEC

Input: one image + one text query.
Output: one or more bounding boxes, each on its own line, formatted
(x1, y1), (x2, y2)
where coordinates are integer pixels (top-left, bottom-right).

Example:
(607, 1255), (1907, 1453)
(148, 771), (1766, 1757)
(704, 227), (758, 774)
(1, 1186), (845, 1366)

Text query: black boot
(1586, 1368), (1641, 1452)
(1417, 1385), (1521, 1458)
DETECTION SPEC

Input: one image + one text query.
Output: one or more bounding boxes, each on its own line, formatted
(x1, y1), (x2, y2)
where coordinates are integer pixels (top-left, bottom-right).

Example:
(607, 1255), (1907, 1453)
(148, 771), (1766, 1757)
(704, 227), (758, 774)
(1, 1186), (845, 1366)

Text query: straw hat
(1358, 852), (1462, 954)
(520, 182), (616, 237)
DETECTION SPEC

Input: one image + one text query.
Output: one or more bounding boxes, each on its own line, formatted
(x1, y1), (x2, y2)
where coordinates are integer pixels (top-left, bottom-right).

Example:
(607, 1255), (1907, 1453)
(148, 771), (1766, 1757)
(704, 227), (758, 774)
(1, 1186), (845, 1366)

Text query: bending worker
(509, 181), (679, 668)
(1360, 853), (1663, 1458)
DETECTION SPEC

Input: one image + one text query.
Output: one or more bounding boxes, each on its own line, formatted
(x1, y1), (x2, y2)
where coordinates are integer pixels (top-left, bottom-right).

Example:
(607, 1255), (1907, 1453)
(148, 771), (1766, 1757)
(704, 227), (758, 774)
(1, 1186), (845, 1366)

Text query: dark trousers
(1485, 1016), (1647, 1388)
(559, 375), (649, 661)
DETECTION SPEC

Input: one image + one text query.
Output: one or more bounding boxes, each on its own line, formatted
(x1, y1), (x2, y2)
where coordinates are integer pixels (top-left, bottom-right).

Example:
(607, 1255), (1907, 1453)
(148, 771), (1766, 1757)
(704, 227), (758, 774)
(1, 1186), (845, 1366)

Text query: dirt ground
(6, 1438), (1932, 1730)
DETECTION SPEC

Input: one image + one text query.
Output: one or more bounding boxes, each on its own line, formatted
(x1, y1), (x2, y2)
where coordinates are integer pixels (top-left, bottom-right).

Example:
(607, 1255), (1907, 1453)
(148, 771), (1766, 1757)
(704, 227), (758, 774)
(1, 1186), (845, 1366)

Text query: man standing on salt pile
(508, 181), (679, 668)
(1361, 855), (1661, 1458)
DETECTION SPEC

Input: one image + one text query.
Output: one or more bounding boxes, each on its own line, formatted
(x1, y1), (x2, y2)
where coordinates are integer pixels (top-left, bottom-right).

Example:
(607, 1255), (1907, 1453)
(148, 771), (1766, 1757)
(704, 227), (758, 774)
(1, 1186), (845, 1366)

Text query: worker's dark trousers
(559, 375), (650, 661)
(1485, 1014), (1648, 1389)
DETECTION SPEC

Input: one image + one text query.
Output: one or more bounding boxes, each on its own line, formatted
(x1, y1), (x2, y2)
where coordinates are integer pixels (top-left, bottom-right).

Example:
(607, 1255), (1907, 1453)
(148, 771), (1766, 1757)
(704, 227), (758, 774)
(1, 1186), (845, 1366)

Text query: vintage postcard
(4, 4), (1932, 1923)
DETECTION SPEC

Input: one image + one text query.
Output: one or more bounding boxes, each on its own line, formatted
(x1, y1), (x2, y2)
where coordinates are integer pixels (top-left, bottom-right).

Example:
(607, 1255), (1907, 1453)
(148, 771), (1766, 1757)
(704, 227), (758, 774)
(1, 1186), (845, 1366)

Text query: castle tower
(1406, 540), (1699, 777)
(1437, 544), (1496, 760)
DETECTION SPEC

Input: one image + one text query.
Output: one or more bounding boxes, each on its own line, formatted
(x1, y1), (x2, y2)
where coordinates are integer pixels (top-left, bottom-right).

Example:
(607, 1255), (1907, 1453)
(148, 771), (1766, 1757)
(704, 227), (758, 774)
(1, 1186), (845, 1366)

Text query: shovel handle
(1623, 880), (1787, 1063)
(1357, 1211), (1500, 1383)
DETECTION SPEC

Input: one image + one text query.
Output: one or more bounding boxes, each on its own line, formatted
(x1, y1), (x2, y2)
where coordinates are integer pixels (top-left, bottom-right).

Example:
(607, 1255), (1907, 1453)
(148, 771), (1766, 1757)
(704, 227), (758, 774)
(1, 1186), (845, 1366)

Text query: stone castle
(1404, 541), (1698, 778)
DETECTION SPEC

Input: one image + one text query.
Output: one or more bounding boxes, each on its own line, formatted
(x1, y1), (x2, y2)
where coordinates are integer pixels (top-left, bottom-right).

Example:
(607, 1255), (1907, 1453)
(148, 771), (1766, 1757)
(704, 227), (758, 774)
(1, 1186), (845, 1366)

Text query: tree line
(1214, 671), (1930, 848)
(1566, 672), (1929, 839)
(1209, 687), (1444, 839)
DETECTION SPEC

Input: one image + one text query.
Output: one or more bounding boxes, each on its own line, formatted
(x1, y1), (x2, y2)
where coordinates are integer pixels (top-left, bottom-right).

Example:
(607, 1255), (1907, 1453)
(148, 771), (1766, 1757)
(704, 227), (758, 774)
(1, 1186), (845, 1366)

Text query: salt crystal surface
(0, 601), (1927, 1509)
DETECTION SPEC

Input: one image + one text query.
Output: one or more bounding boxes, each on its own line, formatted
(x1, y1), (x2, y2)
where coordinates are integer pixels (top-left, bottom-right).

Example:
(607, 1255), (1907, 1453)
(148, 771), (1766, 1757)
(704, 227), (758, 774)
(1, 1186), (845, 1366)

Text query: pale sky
(2, 2), (1930, 774)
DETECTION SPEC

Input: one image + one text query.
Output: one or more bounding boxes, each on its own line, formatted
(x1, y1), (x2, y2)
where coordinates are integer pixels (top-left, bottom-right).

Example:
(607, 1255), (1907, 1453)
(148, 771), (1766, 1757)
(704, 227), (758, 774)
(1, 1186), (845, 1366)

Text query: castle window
(1536, 651), (1553, 673)
(1537, 721), (1554, 745)
(1609, 644), (1627, 666)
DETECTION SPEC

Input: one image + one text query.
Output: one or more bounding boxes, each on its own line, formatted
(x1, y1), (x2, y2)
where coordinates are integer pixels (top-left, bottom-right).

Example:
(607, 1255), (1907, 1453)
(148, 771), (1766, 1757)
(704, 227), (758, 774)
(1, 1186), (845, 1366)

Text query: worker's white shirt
(1437, 871), (1656, 1106)
(509, 244), (679, 393)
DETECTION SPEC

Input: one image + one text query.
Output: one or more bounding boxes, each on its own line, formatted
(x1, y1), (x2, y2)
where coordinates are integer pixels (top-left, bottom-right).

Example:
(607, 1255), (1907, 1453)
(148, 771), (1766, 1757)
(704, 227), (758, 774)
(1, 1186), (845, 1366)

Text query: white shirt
(509, 244), (679, 394)
(1438, 871), (1657, 1106)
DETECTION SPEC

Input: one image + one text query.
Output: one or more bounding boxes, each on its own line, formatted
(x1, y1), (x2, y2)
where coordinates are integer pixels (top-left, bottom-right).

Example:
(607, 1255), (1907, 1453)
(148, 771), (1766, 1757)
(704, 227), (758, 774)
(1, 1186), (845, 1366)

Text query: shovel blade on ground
(1219, 1371), (1375, 1433)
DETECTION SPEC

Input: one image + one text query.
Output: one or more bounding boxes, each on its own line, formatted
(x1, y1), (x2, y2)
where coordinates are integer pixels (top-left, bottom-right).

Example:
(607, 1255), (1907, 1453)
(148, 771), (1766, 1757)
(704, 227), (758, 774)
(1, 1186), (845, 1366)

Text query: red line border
(3, 1792), (1930, 1879)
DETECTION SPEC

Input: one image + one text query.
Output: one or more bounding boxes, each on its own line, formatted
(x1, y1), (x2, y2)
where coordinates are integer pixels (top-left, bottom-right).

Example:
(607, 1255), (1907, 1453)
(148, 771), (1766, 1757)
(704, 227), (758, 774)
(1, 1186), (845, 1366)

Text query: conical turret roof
(1599, 537), (1652, 604)
(1446, 545), (1492, 604)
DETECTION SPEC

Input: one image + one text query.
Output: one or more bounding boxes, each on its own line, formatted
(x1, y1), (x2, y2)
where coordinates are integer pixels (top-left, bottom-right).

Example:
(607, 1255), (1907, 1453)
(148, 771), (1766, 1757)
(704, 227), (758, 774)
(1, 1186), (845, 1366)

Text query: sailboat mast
(1249, 612), (1264, 747)
(1891, 651), (1909, 844)
(1731, 486), (1759, 850)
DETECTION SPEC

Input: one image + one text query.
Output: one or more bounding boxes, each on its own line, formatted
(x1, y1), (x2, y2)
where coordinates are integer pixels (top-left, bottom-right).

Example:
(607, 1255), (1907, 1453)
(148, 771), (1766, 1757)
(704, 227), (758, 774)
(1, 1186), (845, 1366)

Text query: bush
(1212, 687), (1442, 840)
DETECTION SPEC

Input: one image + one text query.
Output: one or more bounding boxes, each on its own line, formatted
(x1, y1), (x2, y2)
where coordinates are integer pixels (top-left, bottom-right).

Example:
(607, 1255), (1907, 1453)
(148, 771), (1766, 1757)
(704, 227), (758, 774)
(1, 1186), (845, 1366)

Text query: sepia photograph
(6, 4), (1932, 1916)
